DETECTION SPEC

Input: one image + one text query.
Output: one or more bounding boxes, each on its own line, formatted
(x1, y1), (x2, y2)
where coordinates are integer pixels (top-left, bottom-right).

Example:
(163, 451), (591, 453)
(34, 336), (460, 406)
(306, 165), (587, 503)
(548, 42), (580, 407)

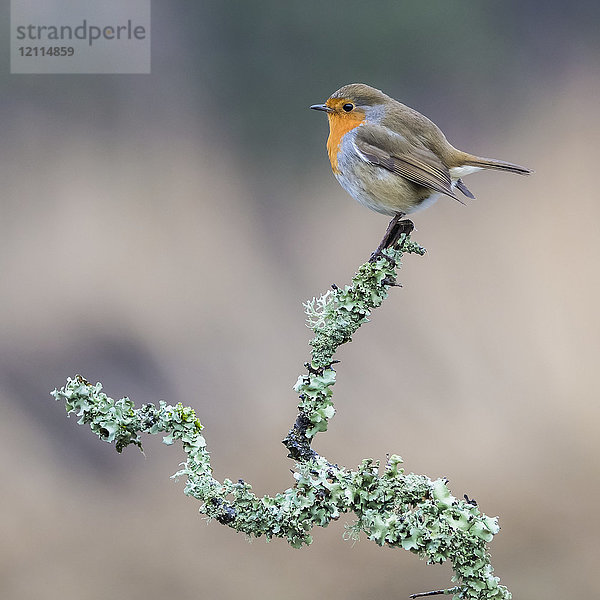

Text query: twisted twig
(53, 226), (511, 600)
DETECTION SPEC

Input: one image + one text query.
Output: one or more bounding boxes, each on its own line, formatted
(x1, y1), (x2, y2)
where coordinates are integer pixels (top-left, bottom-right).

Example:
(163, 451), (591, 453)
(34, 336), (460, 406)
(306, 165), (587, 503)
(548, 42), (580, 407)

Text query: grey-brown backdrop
(1, 2), (598, 599)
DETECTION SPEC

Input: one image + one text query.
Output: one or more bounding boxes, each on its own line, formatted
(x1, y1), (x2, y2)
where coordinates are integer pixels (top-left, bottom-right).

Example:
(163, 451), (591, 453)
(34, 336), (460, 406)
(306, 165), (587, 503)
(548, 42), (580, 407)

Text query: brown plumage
(311, 83), (531, 219)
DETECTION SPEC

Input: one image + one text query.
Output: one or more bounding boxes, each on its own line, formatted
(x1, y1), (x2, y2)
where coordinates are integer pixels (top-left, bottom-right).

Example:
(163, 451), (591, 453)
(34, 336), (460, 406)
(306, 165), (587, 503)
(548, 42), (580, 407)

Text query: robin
(310, 83), (531, 255)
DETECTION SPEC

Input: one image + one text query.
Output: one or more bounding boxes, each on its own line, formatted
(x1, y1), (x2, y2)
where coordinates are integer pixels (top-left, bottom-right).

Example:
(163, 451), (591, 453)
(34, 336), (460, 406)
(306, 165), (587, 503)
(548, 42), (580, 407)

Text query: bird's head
(310, 83), (389, 124)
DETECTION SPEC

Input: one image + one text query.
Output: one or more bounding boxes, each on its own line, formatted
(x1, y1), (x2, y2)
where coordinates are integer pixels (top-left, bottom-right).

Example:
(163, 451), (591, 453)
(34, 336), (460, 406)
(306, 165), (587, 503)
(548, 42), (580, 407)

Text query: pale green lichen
(52, 231), (511, 600)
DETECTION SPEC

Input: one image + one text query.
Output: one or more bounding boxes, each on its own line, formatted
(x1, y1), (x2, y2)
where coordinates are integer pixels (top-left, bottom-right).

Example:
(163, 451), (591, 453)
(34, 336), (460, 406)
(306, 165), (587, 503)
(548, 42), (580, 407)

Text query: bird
(310, 83), (531, 254)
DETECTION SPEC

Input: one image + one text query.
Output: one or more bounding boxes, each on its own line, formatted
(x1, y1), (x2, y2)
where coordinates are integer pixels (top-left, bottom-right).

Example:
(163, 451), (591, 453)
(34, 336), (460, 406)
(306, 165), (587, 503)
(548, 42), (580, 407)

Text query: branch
(52, 225), (511, 600)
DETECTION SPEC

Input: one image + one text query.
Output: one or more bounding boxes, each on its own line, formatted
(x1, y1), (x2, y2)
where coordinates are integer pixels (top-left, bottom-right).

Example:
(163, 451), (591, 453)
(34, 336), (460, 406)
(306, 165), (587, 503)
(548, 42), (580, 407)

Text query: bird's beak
(310, 103), (333, 113)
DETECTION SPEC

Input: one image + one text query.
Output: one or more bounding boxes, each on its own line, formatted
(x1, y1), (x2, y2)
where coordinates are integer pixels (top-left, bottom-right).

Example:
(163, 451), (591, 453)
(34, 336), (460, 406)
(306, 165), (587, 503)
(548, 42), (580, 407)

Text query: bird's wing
(455, 178), (476, 199)
(353, 124), (460, 201)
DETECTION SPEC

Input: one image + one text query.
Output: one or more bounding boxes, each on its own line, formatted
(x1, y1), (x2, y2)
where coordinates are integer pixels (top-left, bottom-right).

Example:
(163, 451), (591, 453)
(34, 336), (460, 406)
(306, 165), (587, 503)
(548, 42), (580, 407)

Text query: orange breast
(326, 112), (365, 174)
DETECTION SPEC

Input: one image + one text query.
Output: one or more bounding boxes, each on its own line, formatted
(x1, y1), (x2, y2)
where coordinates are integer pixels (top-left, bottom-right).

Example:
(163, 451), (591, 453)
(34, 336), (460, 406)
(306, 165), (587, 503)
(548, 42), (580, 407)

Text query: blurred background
(1, 1), (599, 598)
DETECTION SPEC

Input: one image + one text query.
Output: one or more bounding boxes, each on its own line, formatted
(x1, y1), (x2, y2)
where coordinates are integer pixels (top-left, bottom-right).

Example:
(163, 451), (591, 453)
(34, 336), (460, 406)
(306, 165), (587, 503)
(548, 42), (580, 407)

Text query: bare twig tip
(409, 589), (447, 598)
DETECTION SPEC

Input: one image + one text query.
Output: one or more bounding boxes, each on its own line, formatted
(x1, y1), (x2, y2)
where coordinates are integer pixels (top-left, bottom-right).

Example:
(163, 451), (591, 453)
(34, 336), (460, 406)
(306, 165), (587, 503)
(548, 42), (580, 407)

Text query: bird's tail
(463, 155), (532, 175)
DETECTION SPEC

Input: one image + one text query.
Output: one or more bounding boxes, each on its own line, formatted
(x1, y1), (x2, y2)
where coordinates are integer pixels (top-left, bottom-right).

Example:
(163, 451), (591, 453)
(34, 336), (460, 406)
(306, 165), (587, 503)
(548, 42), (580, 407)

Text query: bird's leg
(371, 213), (404, 259)
(369, 213), (413, 262)
(385, 216), (413, 248)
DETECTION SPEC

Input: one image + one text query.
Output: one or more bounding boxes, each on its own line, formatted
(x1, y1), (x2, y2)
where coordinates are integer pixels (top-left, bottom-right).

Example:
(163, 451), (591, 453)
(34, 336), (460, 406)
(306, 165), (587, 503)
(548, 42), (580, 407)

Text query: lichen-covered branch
(52, 227), (511, 600)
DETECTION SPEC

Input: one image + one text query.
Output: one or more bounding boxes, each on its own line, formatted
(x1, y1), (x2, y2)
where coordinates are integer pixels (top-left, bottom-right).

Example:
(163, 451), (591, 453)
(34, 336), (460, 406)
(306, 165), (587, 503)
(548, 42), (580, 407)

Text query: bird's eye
(342, 103), (354, 112)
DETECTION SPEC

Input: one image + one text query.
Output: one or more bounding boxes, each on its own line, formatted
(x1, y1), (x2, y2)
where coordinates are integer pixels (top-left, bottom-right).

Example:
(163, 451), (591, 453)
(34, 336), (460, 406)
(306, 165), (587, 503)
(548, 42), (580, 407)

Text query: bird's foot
(369, 215), (413, 263)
